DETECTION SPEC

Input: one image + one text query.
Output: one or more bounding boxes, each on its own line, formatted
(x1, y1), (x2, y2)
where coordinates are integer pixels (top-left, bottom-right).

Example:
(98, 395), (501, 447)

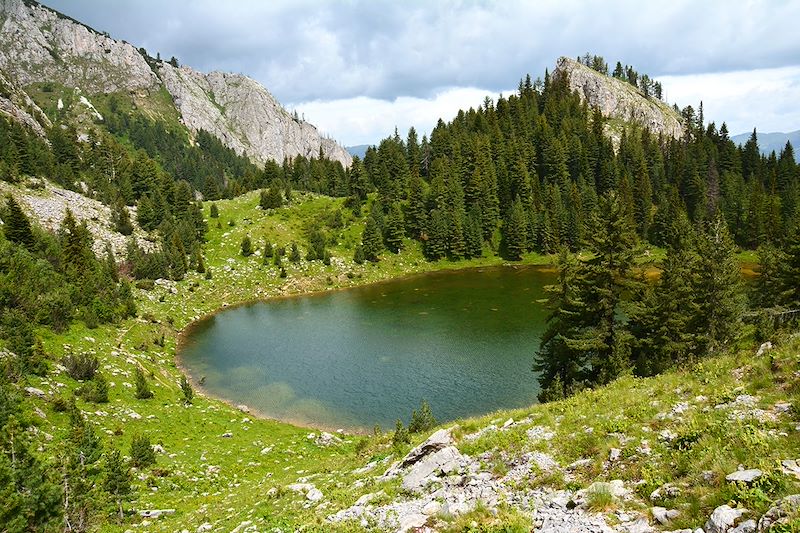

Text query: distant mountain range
(731, 130), (799, 161)
(345, 144), (372, 159)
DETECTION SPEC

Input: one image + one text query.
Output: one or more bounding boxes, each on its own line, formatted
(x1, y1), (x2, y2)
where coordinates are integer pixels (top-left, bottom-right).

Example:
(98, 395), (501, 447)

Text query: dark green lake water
(179, 266), (556, 431)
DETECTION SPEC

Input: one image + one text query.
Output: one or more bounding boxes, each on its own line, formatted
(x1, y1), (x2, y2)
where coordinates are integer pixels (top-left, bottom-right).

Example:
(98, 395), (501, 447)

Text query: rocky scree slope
(0, 0), (351, 167)
(555, 56), (683, 141)
(0, 178), (155, 257)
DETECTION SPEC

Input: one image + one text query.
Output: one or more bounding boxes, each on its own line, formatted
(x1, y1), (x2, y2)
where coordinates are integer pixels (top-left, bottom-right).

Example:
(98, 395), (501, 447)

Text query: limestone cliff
(0, 70), (50, 136)
(0, 0), (351, 166)
(158, 64), (352, 167)
(554, 56), (683, 140)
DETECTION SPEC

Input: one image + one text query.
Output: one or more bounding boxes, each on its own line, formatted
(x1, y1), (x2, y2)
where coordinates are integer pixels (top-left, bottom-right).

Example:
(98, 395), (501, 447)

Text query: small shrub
(409, 399), (437, 433)
(78, 373), (109, 403)
(180, 375), (193, 405)
(241, 235), (253, 257)
(134, 367), (153, 400)
(289, 242), (301, 262)
(129, 434), (156, 468)
(354, 438), (369, 456)
(586, 483), (616, 511)
(209, 203), (219, 218)
(353, 245), (365, 265)
(135, 279), (155, 290)
(63, 352), (99, 380)
(392, 419), (410, 449)
(51, 395), (70, 412)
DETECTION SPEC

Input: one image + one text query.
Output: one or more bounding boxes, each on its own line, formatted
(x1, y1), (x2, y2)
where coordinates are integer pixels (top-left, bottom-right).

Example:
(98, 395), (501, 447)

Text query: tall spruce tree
(361, 215), (383, 262)
(535, 193), (639, 399)
(694, 217), (745, 352)
(102, 449), (131, 520)
(2, 195), (35, 250)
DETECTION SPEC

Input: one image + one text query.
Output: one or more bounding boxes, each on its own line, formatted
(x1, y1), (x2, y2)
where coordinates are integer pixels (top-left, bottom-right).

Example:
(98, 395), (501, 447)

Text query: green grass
(18, 188), (799, 531)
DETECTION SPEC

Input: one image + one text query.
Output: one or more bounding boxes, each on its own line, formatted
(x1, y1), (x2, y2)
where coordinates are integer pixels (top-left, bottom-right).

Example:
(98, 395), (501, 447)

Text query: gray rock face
(0, 0), (159, 93)
(158, 64), (352, 168)
(0, 71), (50, 136)
(0, 0), (351, 169)
(554, 57), (683, 141)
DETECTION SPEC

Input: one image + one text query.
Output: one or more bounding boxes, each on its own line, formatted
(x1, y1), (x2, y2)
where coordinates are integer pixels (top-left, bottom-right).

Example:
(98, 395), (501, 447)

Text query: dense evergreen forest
(0, 54), (799, 529)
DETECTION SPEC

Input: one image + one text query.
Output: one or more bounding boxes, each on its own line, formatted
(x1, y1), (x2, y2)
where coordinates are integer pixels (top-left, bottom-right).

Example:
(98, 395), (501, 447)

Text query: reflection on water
(180, 265), (556, 431)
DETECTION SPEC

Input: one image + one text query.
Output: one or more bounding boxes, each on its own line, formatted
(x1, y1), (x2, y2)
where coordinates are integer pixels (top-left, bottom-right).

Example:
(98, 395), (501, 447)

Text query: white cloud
(660, 66), (800, 135)
(41, 0), (800, 138)
(290, 87), (512, 147)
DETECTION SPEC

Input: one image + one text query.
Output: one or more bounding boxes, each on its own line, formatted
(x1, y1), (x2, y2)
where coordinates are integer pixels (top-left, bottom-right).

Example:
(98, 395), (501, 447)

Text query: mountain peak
(0, 0), (352, 167)
(555, 56), (683, 140)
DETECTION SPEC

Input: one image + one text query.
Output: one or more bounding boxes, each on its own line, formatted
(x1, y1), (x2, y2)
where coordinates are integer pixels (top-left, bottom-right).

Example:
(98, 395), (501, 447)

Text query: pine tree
(464, 208), (483, 258)
(503, 198), (527, 260)
(2, 195), (35, 250)
(353, 244), (365, 264)
(361, 216), (383, 262)
(102, 449), (131, 520)
(424, 209), (448, 261)
(408, 400), (437, 433)
(392, 419), (410, 448)
(129, 434), (156, 468)
(209, 203), (219, 218)
(262, 240), (273, 264)
(535, 193), (639, 398)
(134, 367), (153, 400)
(534, 248), (585, 401)
(629, 216), (701, 375)
(405, 171), (427, 238)
(384, 202), (405, 253)
(240, 235), (253, 257)
(180, 376), (193, 405)
(289, 242), (301, 262)
(778, 218), (800, 309)
(694, 217), (745, 352)
(112, 201), (134, 236)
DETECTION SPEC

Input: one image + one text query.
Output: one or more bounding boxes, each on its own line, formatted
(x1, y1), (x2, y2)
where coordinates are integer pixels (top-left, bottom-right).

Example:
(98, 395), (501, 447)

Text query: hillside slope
(11, 187), (798, 532)
(0, 0), (351, 167)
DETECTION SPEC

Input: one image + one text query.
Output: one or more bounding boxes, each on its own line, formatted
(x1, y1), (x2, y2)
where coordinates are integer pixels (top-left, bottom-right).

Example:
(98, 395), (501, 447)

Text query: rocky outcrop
(0, 179), (155, 258)
(554, 56), (683, 140)
(0, 70), (50, 136)
(157, 64), (352, 167)
(0, 0), (159, 93)
(0, 0), (351, 168)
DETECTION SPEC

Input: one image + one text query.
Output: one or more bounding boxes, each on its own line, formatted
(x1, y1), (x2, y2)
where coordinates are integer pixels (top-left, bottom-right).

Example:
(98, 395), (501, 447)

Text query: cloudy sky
(45, 0), (800, 146)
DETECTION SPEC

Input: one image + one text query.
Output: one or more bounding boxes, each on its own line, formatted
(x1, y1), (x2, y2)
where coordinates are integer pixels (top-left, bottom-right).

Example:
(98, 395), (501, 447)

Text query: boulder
(402, 446), (467, 491)
(401, 427), (454, 467)
(24, 387), (46, 398)
(780, 459), (800, 480)
(652, 506), (680, 525)
(755, 342), (773, 357)
(705, 505), (748, 533)
(726, 469), (763, 484)
(731, 519), (756, 533)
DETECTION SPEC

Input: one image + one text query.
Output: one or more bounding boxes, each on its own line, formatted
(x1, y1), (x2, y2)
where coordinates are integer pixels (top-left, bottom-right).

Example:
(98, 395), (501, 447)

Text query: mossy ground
(18, 189), (797, 531)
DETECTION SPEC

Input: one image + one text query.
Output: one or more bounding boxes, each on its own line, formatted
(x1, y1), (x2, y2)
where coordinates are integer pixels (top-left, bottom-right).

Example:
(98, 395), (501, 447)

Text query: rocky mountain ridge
(555, 56), (684, 141)
(0, 0), (352, 167)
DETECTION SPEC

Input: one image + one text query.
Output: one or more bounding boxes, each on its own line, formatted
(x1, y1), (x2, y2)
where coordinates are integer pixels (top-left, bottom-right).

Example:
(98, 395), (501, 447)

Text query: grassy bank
(19, 190), (791, 531)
